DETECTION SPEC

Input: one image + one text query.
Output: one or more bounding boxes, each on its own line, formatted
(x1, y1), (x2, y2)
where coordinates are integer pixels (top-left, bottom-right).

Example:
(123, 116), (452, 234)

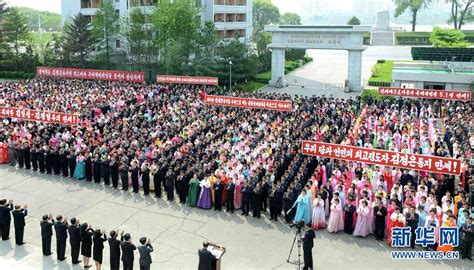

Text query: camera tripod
(287, 228), (303, 270)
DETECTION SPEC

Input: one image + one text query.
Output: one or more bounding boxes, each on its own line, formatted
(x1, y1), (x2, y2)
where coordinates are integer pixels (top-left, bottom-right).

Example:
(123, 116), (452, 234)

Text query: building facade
(61, 0), (253, 43)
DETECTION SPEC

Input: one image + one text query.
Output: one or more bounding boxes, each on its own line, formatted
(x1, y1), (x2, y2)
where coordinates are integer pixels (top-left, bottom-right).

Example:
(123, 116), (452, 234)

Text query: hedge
(395, 31), (474, 45)
(254, 57), (313, 83)
(360, 89), (395, 103)
(368, 60), (393, 87)
(0, 71), (35, 79)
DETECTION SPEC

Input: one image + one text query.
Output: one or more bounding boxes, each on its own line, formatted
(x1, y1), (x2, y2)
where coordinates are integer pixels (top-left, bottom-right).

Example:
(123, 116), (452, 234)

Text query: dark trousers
(14, 226), (24, 244)
(374, 221), (385, 240)
(110, 256), (120, 270)
(153, 179), (161, 198)
(123, 261), (133, 270)
(270, 202), (278, 220)
(242, 199), (250, 215)
(226, 194), (234, 212)
(214, 194), (222, 211)
(140, 265), (150, 270)
(56, 239), (67, 260)
(303, 247), (313, 270)
(70, 242), (80, 263)
(121, 171), (129, 190)
(166, 185), (174, 201)
(112, 174), (119, 188)
(42, 235), (52, 255)
(0, 222), (11, 240)
(143, 179), (149, 196)
(132, 178), (139, 193)
(461, 239), (472, 259)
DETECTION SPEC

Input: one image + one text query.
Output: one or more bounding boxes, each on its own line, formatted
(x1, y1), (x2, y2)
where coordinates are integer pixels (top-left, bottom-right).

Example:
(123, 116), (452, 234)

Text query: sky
(0, 0), (300, 14)
(6, 0), (61, 13)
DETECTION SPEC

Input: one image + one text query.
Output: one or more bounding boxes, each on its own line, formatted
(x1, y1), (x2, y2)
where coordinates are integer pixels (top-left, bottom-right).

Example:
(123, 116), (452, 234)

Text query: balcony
(81, 0), (101, 9)
(130, 0), (157, 7)
(214, 0), (246, 5)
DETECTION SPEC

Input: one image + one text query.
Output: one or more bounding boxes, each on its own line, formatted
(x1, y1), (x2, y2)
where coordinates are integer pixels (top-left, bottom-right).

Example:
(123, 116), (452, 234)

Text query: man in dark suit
(213, 178), (224, 211)
(108, 230), (124, 270)
(302, 227), (315, 270)
(165, 170), (175, 201)
(373, 200), (387, 241)
(225, 180), (235, 213)
(0, 199), (14, 240)
(67, 217), (82, 264)
(198, 241), (215, 270)
(12, 204), (28, 245)
(54, 215), (68, 261)
(121, 233), (137, 270)
(40, 213), (54, 256)
(405, 205), (419, 249)
(138, 237), (154, 270)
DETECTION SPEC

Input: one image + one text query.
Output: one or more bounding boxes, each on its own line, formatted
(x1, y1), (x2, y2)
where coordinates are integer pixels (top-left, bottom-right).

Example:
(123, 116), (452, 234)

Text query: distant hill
(16, 7), (61, 32)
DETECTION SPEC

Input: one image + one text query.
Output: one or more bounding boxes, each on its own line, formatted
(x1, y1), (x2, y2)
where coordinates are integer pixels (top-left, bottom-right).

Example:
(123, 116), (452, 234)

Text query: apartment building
(61, 0), (253, 43)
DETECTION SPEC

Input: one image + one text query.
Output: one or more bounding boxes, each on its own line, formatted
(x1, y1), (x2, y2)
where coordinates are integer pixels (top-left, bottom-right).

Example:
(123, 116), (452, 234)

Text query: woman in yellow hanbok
(437, 215), (457, 253)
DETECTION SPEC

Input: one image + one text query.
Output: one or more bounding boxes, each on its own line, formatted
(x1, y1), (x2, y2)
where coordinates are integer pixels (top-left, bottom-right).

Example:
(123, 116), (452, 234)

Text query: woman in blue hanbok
(73, 153), (86, 180)
(292, 190), (310, 224)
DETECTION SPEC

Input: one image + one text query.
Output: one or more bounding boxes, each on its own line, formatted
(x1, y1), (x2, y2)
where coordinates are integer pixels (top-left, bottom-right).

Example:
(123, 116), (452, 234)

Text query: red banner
(203, 95), (293, 112)
(156, 75), (219, 85)
(36, 67), (145, 83)
(378, 87), (471, 101)
(301, 141), (461, 175)
(0, 107), (78, 126)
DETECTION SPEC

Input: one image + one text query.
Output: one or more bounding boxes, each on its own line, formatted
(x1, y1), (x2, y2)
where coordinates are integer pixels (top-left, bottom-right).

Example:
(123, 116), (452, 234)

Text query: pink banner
(301, 141), (461, 175)
(203, 95), (293, 112)
(156, 75), (219, 85)
(378, 87), (471, 101)
(0, 107), (78, 126)
(36, 67), (145, 83)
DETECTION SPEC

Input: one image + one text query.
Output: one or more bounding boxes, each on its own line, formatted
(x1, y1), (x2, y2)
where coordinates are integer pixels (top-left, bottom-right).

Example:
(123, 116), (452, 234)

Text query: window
(116, 40), (121, 48)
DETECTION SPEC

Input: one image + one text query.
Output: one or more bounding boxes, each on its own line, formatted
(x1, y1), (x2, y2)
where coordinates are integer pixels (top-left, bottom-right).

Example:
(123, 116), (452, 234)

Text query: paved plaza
(0, 167), (470, 270)
(261, 46), (412, 97)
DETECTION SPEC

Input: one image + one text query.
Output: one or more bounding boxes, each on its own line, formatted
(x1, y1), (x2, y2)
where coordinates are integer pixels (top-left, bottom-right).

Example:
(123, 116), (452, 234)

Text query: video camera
(289, 220), (305, 231)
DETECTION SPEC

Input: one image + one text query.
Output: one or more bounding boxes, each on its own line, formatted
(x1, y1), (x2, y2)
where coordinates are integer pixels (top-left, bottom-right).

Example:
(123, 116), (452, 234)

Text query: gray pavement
(0, 166), (471, 269)
(261, 46), (412, 98)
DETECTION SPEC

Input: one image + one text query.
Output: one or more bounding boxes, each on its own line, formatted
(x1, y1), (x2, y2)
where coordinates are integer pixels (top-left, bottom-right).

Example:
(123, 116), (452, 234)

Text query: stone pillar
(347, 49), (364, 92)
(269, 48), (287, 88)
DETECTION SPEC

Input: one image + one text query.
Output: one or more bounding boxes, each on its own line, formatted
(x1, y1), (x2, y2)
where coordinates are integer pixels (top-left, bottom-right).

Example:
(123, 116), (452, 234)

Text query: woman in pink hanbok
(327, 198), (344, 233)
(353, 200), (373, 237)
(311, 193), (326, 230)
(234, 178), (243, 209)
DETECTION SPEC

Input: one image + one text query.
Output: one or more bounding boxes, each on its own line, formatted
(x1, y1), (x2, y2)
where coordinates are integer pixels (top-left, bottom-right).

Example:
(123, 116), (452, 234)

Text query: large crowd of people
(0, 78), (473, 262)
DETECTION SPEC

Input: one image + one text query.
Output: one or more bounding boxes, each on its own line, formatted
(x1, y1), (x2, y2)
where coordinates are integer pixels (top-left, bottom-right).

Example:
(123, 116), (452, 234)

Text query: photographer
(138, 237), (154, 270)
(302, 226), (315, 270)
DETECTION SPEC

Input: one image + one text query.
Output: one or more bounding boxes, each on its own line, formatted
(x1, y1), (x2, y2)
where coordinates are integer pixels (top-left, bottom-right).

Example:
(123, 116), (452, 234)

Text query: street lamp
(229, 60), (233, 91)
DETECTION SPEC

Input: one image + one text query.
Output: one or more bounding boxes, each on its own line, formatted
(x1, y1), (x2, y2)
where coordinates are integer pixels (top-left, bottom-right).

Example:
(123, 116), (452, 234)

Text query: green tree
(151, 0), (201, 75)
(17, 7), (61, 32)
(430, 27), (470, 48)
(3, 7), (30, 70)
(253, 0), (280, 38)
(254, 32), (272, 72)
(43, 33), (70, 67)
(394, 0), (429, 32)
(0, 0), (10, 53)
(123, 8), (159, 79)
(63, 13), (95, 68)
(448, 0), (473, 30)
(123, 9), (146, 71)
(280, 12), (301, 25)
(92, 0), (120, 69)
(196, 38), (257, 89)
(347, 16), (361, 25)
